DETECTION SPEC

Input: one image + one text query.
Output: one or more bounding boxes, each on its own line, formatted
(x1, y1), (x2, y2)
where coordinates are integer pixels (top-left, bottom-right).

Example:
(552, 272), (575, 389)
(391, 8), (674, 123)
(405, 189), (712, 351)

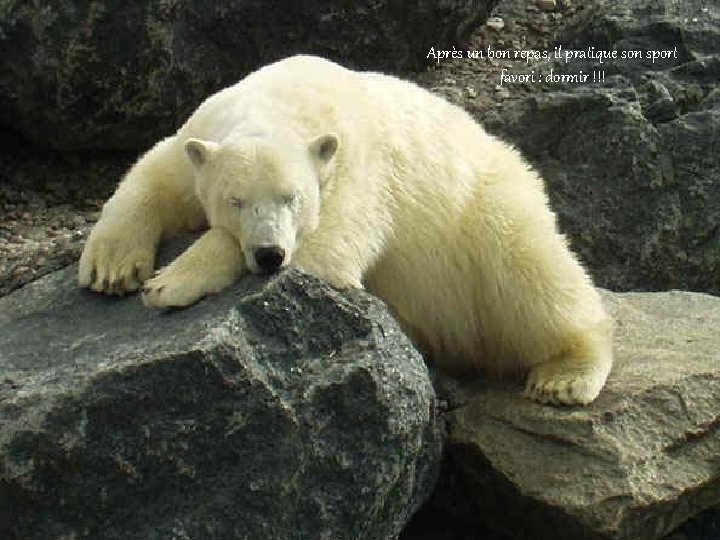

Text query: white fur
(79, 55), (613, 405)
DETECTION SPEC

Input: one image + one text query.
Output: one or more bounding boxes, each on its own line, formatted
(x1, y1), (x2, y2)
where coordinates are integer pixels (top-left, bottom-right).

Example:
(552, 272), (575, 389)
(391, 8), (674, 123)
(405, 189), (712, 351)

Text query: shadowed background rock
(0, 0), (499, 151)
(2, 0), (717, 303)
(479, 0), (720, 296)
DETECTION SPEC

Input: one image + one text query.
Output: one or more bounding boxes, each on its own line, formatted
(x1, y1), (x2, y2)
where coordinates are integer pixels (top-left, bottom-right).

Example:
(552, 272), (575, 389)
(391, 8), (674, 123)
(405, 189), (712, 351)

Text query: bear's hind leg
(466, 182), (614, 406)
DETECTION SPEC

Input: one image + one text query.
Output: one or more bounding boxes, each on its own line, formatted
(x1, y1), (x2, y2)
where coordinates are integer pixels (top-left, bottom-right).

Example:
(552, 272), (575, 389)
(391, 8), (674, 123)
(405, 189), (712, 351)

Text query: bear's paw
(140, 265), (208, 309)
(78, 218), (157, 295)
(524, 361), (608, 406)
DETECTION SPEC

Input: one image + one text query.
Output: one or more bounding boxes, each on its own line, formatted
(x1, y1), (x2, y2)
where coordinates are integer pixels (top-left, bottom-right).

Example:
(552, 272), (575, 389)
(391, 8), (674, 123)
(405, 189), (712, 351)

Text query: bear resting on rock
(79, 55), (613, 406)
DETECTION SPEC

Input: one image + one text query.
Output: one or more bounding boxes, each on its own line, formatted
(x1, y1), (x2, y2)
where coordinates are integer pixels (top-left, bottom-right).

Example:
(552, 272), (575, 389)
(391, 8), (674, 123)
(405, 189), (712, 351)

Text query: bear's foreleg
(292, 244), (366, 290)
(142, 227), (246, 308)
(79, 137), (205, 295)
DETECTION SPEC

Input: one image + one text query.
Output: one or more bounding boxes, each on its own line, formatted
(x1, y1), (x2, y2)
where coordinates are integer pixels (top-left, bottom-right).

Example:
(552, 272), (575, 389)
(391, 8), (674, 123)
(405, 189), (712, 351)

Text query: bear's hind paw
(524, 362), (609, 406)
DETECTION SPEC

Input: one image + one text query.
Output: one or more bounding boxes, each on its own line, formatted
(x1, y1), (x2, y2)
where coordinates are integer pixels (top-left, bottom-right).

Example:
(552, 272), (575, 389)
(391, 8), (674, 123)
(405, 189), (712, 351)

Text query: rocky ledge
(0, 255), (443, 540)
(1, 247), (719, 540)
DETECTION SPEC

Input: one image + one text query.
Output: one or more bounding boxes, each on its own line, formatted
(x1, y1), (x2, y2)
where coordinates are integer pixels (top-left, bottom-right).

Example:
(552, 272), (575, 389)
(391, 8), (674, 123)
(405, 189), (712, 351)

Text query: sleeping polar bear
(79, 55), (613, 406)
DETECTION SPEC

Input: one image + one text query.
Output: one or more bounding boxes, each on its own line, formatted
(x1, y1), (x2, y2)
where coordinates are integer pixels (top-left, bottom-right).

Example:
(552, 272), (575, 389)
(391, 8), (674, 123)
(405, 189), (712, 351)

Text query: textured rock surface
(441, 290), (720, 540)
(0, 254), (442, 540)
(0, 0), (498, 151)
(483, 0), (720, 295)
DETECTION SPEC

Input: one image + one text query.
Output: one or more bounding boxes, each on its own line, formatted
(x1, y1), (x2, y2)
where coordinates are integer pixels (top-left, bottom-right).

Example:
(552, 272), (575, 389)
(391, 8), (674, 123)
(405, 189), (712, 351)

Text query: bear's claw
(78, 219), (157, 296)
(141, 265), (203, 309)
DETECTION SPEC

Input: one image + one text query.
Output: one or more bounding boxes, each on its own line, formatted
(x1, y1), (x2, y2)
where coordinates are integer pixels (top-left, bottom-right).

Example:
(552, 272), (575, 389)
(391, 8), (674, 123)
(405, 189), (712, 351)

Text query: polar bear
(79, 55), (613, 405)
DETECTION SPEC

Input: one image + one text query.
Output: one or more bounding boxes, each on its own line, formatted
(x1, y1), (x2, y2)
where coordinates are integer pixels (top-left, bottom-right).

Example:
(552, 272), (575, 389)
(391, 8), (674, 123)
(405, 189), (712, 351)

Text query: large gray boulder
(436, 290), (720, 540)
(0, 258), (443, 540)
(0, 0), (498, 152)
(483, 0), (720, 295)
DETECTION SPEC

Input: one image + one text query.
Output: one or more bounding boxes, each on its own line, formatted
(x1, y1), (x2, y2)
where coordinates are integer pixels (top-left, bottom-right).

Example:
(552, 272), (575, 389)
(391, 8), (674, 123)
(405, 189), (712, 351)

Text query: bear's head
(185, 132), (338, 274)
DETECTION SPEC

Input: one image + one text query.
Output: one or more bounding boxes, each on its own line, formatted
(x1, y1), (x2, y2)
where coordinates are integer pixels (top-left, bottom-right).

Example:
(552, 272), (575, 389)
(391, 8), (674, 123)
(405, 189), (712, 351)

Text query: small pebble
(486, 17), (505, 30)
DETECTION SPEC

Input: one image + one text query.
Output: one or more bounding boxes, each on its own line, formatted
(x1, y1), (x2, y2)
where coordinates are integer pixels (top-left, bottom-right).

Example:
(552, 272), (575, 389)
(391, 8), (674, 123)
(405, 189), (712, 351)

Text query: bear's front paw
(141, 267), (206, 309)
(78, 218), (157, 295)
(524, 362), (608, 406)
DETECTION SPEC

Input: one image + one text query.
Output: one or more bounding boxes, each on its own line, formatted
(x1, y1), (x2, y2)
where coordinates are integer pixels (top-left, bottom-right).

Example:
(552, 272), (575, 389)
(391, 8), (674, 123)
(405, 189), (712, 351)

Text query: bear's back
(180, 56), (370, 143)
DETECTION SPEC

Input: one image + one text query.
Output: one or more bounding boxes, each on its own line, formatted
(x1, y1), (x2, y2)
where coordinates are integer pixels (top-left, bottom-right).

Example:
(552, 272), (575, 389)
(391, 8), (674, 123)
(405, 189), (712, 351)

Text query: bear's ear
(185, 138), (219, 168)
(308, 133), (339, 165)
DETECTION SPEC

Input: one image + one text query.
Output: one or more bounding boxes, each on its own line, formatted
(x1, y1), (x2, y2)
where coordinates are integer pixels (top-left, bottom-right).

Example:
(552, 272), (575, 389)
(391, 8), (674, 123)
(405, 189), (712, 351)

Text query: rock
(538, 0), (557, 12)
(664, 506), (720, 540)
(482, 0), (720, 295)
(0, 0), (499, 152)
(438, 290), (720, 540)
(0, 242), (443, 540)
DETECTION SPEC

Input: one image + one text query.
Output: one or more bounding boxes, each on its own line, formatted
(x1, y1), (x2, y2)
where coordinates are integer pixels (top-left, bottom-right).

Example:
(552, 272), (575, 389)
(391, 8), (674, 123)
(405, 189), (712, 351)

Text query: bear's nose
(254, 246), (285, 274)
